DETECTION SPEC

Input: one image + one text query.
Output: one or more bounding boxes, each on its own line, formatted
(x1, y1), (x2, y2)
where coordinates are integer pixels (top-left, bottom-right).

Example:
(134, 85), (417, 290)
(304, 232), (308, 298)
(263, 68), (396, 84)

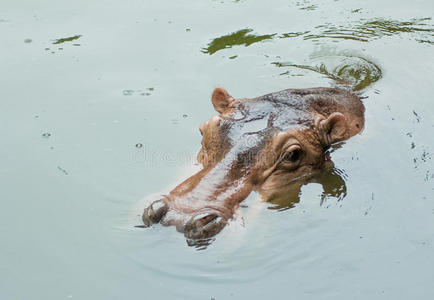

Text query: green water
(1, 0), (434, 299)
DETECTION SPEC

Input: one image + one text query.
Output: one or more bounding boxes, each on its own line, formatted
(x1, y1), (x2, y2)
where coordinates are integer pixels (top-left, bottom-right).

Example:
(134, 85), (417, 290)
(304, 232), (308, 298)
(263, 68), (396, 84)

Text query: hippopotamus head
(142, 87), (365, 241)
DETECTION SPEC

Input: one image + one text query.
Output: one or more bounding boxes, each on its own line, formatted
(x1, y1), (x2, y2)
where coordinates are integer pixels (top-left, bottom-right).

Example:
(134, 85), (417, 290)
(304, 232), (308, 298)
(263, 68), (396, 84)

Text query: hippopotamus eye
(281, 145), (302, 165)
(283, 150), (300, 162)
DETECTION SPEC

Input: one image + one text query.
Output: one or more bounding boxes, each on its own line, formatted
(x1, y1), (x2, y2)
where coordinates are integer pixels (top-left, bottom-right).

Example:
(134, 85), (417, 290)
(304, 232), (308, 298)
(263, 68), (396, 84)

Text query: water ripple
(305, 18), (434, 43)
(273, 54), (382, 91)
(202, 17), (433, 55)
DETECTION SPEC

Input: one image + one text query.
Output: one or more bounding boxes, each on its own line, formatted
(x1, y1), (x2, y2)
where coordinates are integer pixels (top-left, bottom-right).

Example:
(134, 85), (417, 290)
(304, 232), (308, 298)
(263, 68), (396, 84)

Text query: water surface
(1, 0), (434, 299)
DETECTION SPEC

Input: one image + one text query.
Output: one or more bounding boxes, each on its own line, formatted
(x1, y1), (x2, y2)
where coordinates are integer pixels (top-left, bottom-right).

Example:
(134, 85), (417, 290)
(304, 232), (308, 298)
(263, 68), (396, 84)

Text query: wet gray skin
(142, 87), (364, 241)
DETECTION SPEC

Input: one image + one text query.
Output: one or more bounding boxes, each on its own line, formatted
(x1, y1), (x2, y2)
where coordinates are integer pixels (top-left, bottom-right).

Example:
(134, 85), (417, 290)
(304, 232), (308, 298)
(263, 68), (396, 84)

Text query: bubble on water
(123, 89), (134, 96)
(133, 87), (154, 96)
(135, 143), (143, 148)
(42, 133), (51, 138)
(182, 114), (188, 118)
(24, 38), (32, 43)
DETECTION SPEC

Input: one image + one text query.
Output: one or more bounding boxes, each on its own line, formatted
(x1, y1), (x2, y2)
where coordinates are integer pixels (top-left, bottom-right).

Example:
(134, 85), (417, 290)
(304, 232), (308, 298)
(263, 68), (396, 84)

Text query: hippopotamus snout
(142, 198), (229, 240)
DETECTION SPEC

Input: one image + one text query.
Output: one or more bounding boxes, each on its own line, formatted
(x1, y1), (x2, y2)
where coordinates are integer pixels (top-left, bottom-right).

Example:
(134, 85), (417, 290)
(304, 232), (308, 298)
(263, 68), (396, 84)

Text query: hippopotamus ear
(211, 86), (234, 113)
(315, 112), (349, 145)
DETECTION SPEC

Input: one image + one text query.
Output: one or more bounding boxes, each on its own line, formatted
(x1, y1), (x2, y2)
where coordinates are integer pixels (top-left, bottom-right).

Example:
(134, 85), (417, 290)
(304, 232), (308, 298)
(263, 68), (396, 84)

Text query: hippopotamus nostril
(184, 212), (227, 240)
(142, 199), (168, 227)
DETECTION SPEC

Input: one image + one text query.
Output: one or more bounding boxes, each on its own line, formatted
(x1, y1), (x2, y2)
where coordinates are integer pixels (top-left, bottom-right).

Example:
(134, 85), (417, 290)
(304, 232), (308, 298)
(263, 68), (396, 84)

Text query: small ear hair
(211, 86), (234, 113)
(315, 112), (349, 145)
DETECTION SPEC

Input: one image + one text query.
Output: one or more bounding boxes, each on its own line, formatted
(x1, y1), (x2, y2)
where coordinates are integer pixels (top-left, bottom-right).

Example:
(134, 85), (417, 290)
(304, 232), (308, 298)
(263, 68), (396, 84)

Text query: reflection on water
(319, 167), (347, 206)
(279, 31), (310, 39)
(305, 18), (433, 43)
(202, 29), (275, 54)
(52, 34), (82, 44)
(203, 17), (432, 55)
(186, 237), (215, 250)
(262, 162), (347, 211)
(299, 5), (317, 11)
(418, 39), (434, 45)
(122, 87), (154, 96)
(273, 53), (382, 90)
(295, 0), (317, 11)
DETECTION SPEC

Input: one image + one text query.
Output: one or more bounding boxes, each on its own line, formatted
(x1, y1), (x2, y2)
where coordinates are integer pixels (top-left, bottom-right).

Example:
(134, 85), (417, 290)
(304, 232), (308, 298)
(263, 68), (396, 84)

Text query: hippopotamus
(142, 86), (365, 240)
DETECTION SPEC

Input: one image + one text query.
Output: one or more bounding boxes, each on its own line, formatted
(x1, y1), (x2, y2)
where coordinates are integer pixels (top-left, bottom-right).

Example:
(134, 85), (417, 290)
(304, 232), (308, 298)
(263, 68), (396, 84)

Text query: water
(1, 0), (433, 299)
